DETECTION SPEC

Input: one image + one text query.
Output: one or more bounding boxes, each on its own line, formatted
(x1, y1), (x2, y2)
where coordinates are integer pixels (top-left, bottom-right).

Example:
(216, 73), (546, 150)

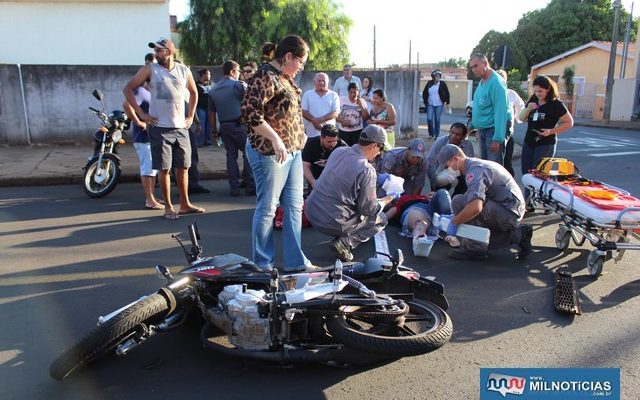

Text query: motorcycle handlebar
(89, 106), (100, 113)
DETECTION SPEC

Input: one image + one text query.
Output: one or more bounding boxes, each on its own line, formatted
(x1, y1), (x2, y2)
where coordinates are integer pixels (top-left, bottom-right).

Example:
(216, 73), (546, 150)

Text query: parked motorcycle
(50, 223), (452, 380)
(83, 89), (130, 198)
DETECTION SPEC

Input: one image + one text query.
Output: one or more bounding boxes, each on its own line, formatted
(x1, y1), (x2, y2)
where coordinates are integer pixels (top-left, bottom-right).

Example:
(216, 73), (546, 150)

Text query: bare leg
(141, 176), (163, 208)
(159, 169), (175, 215)
(412, 220), (430, 238)
(176, 167), (204, 212)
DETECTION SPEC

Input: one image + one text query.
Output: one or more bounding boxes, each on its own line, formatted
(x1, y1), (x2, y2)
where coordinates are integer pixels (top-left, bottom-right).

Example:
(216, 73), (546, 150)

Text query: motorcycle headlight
(111, 129), (123, 143)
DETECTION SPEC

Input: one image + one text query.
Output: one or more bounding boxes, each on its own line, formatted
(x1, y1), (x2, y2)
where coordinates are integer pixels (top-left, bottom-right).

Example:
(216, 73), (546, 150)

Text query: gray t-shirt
(148, 62), (191, 128)
(305, 145), (380, 230)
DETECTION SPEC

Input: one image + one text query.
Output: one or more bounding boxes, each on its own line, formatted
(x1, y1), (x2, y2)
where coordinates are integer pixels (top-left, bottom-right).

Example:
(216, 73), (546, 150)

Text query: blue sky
(170, 0), (638, 68)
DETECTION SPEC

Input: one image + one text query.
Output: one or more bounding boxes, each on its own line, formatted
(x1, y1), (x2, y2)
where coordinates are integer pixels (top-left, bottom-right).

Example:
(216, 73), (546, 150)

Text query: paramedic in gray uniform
(435, 144), (532, 260)
(305, 125), (393, 262)
(376, 138), (428, 195)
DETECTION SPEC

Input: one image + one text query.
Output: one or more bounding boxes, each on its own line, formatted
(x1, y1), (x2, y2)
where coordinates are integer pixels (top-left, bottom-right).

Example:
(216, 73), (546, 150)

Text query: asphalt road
(1, 126), (639, 400)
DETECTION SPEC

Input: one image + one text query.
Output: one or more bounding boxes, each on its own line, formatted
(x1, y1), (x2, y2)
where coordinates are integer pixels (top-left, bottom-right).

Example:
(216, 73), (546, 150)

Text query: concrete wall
(0, 65), (419, 145)
(611, 78), (637, 121)
(419, 79), (472, 109)
(0, 0), (169, 65)
(297, 70), (419, 137)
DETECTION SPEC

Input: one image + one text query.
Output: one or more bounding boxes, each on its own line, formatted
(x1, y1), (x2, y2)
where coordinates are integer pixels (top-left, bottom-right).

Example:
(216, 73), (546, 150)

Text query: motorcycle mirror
(188, 224), (199, 247)
(192, 220), (201, 240)
(396, 249), (404, 267)
(92, 89), (104, 102)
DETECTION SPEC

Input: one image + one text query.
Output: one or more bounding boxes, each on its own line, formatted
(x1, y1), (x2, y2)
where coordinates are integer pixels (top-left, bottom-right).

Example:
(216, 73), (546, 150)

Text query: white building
(0, 0), (171, 65)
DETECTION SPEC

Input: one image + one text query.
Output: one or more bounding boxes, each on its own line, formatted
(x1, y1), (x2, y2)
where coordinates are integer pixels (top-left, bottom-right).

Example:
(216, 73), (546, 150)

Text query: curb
(1, 171), (230, 188)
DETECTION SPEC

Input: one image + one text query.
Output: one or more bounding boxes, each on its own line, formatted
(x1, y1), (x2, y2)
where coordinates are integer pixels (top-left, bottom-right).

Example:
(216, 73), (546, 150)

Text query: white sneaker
(444, 235), (461, 248)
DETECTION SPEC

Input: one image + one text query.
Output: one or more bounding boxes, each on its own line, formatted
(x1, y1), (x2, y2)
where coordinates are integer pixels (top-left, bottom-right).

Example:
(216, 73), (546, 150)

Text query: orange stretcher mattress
(522, 173), (640, 226)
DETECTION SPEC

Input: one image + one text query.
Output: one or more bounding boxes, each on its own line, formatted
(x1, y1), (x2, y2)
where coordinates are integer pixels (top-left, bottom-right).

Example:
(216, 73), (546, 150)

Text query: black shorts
(149, 126), (191, 170)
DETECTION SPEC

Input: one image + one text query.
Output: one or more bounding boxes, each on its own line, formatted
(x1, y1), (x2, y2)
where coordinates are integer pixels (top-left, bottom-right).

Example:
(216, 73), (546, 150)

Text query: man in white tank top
(124, 38), (204, 220)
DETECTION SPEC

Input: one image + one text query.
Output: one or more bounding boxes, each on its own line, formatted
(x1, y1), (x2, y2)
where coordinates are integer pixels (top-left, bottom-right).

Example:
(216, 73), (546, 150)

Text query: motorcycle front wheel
(49, 293), (171, 381)
(83, 154), (121, 198)
(326, 299), (452, 357)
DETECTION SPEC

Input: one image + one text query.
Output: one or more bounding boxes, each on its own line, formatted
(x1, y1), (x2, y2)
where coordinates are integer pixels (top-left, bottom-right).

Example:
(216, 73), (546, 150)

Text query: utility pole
(604, 0), (622, 121)
(408, 40), (412, 70)
(620, 2), (634, 79)
(373, 25), (377, 71)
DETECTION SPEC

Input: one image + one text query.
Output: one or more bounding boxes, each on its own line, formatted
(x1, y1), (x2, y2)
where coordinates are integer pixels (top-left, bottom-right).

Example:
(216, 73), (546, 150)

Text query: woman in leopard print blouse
(241, 35), (318, 273)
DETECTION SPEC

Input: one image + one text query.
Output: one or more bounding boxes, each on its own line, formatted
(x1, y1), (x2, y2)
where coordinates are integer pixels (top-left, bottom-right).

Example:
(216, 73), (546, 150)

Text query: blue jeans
(196, 107), (211, 146)
(520, 141), (556, 199)
(479, 127), (505, 165)
(401, 189), (452, 234)
(427, 105), (444, 138)
(246, 144), (309, 271)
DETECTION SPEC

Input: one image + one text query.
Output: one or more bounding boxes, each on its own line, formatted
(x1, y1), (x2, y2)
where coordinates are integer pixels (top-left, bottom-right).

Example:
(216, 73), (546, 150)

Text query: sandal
(145, 203), (165, 210)
(444, 235), (461, 248)
(178, 206), (205, 215)
(163, 212), (179, 220)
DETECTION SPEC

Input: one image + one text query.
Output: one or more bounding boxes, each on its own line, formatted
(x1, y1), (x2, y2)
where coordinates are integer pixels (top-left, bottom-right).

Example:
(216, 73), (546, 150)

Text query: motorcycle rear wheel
(326, 299), (452, 357)
(83, 154), (121, 198)
(49, 293), (170, 381)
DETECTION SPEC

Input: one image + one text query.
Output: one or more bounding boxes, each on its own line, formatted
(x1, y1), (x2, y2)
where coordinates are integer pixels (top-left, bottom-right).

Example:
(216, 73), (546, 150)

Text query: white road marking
(588, 151), (640, 157)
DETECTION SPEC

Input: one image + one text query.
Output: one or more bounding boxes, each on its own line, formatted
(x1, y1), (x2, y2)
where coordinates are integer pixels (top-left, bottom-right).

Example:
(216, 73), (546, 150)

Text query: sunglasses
(243, 69), (253, 73)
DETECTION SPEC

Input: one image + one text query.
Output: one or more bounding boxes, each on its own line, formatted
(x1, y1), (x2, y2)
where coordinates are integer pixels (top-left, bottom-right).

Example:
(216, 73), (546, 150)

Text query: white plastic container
(413, 235), (434, 257)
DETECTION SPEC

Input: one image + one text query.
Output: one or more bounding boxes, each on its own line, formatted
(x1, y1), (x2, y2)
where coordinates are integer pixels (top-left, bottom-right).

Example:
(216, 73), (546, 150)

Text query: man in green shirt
(468, 53), (511, 165)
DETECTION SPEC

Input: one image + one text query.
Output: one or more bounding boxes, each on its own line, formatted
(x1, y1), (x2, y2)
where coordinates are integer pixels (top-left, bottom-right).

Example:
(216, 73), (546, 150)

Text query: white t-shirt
(333, 75), (362, 97)
(507, 89), (525, 124)
(301, 89), (340, 137)
(428, 82), (443, 106)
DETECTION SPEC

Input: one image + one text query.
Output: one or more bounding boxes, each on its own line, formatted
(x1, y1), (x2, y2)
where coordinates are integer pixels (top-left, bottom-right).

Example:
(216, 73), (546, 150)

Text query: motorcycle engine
(207, 284), (271, 351)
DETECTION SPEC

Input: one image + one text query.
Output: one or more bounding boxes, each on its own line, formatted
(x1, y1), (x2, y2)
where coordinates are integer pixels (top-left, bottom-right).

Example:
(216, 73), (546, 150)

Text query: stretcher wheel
(587, 251), (604, 277)
(555, 228), (571, 250)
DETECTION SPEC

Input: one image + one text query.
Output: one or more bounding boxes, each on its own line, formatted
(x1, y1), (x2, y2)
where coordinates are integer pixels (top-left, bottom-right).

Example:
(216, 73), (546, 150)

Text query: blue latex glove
(376, 173), (390, 186)
(388, 191), (402, 201)
(438, 214), (458, 236)
(446, 221), (458, 236)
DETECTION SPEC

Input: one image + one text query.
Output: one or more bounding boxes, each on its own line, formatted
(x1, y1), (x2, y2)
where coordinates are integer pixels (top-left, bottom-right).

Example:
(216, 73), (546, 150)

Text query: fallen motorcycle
(50, 223), (452, 380)
(83, 89), (130, 198)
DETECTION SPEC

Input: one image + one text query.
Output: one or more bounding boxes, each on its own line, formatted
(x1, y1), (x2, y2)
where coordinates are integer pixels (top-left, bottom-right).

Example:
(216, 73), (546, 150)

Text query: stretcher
(522, 172), (640, 277)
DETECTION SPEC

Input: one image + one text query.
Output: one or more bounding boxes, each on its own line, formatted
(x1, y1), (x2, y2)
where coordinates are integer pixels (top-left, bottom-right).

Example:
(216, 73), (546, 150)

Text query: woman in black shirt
(518, 75), (574, 205)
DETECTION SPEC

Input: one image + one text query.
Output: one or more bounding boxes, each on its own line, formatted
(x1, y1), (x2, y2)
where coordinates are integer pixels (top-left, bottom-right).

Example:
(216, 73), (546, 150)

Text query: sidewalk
(0, 116), (637, 187)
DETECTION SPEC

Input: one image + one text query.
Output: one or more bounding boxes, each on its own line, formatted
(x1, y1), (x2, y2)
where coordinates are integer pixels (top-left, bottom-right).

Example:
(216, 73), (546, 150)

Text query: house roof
(531, 41), (636, 70)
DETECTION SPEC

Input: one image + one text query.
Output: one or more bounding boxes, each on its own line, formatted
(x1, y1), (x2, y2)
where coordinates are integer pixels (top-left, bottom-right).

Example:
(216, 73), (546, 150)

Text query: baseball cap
(148, 37), (176, 53)
(436, 144), (463, 173)
(359, 124), (387, 145)
(408, 138), (426, 158)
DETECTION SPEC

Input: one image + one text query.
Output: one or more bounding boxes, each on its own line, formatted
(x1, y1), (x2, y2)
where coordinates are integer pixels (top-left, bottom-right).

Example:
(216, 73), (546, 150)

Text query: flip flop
(163, 212), (179, 220)
(145, 203), (165, 210)
(178, 207), (205, 215)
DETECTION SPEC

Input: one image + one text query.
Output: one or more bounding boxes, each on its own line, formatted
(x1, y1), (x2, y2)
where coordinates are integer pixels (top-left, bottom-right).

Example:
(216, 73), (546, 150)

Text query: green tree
(468, 30), (528, 80)
(512, 0), (637, 70)
(179, 0), (352, 70)
(439, 57), (466, 68)
(262, 0), (352, 70)
(179, 0), (272, 65)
